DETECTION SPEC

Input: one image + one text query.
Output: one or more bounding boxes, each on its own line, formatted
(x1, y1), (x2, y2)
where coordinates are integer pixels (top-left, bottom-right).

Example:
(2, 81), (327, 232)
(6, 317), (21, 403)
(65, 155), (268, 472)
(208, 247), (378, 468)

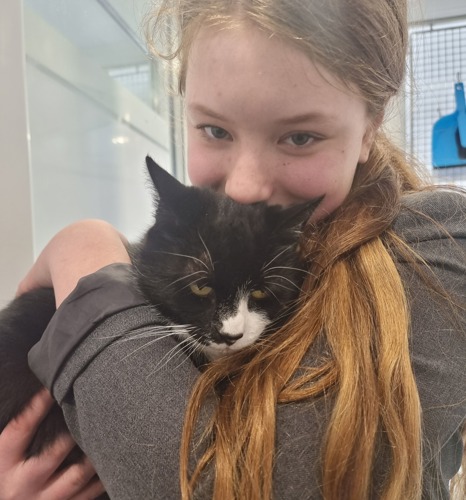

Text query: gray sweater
(29, 190), (466, 499)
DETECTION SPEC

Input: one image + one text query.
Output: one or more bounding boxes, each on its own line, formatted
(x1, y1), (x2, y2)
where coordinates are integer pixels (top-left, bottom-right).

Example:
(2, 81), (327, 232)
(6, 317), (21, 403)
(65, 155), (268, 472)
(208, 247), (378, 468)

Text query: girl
(1, 0), (465, 498)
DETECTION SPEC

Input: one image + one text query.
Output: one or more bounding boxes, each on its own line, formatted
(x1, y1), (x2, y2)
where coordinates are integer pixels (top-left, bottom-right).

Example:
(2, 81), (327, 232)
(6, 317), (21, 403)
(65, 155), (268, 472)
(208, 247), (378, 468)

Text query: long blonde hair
(146, 0), (465, 498)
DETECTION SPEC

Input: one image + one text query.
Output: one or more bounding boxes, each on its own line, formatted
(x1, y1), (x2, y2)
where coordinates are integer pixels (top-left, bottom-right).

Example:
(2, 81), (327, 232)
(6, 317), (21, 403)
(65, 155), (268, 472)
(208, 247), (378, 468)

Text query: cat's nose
(219, 332), (243, 346)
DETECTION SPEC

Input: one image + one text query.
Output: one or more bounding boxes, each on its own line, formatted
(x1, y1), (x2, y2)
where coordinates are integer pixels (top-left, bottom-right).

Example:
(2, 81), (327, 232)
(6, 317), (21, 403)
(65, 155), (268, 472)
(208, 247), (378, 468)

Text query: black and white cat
(0, 156), (320, 462)
(134, 157), (321, 360)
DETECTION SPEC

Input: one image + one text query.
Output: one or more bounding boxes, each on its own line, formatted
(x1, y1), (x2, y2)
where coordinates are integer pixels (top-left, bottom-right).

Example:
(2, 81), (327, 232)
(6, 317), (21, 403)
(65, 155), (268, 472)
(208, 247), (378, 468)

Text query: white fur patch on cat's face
(204, 296), (270, 360)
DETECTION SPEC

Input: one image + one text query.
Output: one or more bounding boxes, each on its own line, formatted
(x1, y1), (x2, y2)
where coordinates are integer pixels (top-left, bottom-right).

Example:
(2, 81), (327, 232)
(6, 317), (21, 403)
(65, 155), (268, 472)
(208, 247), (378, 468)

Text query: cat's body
(0, 157), (319, 475)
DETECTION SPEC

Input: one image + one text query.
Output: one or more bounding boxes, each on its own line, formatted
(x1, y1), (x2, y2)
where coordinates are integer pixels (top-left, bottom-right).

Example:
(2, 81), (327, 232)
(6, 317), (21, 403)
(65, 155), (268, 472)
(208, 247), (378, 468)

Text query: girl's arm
(17, 219), (131, 306)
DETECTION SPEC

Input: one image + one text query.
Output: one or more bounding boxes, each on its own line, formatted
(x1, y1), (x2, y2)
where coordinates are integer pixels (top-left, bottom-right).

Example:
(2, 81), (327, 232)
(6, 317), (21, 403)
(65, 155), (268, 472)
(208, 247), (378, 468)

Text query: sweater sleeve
(28, 263), (148, 394)
(28, 263), (209, 499)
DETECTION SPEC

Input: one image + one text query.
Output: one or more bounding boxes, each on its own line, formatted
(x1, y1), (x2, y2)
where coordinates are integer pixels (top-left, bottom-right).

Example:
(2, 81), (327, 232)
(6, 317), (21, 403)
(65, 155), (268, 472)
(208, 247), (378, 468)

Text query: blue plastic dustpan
(432, 82), (466, 168)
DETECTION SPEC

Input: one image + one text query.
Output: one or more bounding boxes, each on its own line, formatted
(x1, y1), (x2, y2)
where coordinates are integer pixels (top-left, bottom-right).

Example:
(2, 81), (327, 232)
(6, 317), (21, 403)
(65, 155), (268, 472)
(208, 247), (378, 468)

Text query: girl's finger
(0, 389), (54, 462)
(70, 476), (106, 500)
(26, 432), (78, 482)
(44, 457), (102, 500)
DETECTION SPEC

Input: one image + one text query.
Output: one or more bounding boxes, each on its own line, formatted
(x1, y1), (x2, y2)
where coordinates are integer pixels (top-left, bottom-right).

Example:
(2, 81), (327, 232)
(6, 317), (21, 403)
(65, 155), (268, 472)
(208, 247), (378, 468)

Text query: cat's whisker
(117, 327), (193, 361)
(261, 246), (291, 272)
(173, 276), (211, 295)
(164, 351), (195, 374)
(168, 270), (208, 288)
(264, 285), (280, 303)
(168, 340), (205, 373)
(119, 337), (173, 361)
(265, 275), (302, 291)
(197, 231), (214, 272)
(97, 324), (190, 341)
(151, 250), (210, 271)
(131, 263), (150, 279)
(268, 310), (294, 327)
(265, 282), (297, 294)
(146, 336), (199, 376)
(264, 265), (311, 275)
(147, 346), (183, 374)
(118, 328), (187, 342)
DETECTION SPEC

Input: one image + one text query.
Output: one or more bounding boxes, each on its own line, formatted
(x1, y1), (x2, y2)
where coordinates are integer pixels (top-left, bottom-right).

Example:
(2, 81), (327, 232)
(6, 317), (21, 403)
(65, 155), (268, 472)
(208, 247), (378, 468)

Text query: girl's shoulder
(400, 188), (466, 213)
(393, 188), (466, 242)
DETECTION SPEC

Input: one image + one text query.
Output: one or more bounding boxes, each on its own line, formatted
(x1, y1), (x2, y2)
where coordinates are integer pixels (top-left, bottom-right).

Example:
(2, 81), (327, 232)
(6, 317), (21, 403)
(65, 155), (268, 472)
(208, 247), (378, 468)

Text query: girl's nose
(224, 154), (274, 204)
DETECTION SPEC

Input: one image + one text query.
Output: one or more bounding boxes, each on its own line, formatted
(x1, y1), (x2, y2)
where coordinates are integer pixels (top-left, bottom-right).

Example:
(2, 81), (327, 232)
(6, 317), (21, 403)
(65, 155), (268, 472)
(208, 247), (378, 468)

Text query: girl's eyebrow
(276, 112), (337, 126)
(188, 103), (337, 126)
(187, 103), (227, 121)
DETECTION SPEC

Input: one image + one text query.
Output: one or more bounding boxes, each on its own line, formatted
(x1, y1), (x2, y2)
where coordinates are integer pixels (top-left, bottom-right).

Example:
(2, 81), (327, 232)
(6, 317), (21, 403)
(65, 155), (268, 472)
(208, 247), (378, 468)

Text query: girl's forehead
(184, 23), (368, 123)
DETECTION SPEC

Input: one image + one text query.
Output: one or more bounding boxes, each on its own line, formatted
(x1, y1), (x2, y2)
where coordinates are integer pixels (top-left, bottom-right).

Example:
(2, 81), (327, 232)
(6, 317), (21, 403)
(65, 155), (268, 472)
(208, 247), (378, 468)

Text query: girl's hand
(0, 390), (105, 500)
(16, 219), (131, 306)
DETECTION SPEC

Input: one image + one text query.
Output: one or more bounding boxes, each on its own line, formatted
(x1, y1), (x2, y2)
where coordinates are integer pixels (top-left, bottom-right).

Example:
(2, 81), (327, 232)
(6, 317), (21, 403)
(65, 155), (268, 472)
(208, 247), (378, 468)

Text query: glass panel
(23, 0), (172, 254)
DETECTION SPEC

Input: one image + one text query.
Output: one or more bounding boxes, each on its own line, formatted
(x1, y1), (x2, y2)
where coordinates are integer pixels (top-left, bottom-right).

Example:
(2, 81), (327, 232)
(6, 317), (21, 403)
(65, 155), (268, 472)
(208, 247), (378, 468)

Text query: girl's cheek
(187, 149), (224, 188)
(187, 142), (205, 185)
(281, 166), (330, 201)
(187, 161), (206, 186)
(282, 161), (354, 215)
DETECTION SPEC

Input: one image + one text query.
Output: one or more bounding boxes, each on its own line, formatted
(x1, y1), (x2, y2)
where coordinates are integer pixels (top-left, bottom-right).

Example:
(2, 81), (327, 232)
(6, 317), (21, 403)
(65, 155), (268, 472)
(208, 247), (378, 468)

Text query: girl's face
(185, 23), (377, 220)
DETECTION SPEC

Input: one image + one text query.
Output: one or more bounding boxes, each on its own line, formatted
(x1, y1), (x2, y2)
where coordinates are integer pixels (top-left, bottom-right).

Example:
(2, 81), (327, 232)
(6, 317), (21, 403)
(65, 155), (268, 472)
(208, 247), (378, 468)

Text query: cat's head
(136, 156), (322, 360)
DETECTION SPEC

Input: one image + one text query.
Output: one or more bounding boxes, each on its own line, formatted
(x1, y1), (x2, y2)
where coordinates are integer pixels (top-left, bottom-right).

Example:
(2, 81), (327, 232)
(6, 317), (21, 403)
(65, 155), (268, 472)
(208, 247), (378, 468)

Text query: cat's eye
(190, 283), (213, 297)
(250, 289), (268, 300)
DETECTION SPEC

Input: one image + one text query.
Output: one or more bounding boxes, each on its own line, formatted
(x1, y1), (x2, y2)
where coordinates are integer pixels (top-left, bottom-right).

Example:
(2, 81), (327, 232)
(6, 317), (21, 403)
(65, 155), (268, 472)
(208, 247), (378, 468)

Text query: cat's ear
(274, 195), (324, 232)
(145, 156), (189, 207)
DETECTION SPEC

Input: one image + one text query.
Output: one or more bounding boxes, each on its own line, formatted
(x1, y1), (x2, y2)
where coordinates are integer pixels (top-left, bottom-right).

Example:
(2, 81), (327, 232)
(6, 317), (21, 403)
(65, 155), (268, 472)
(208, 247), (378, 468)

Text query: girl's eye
(190, 283), (214, 297)
(203, 126), (231, 140)
(283, 133), (314, 147)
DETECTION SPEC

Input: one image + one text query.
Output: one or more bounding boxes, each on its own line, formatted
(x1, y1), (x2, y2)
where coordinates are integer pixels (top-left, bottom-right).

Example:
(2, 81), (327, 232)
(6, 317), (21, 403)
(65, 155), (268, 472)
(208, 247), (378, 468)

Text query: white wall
(0, 1), (34, 305)
(0, 0), (172, 305)
(24, 6), (170, 252)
